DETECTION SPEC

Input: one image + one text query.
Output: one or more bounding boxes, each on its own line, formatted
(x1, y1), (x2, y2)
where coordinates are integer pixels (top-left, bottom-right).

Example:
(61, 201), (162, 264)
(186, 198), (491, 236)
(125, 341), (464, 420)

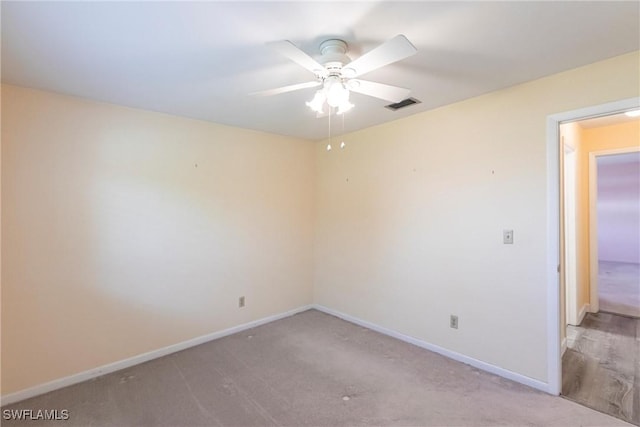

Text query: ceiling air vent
(385, 97), (421, 111)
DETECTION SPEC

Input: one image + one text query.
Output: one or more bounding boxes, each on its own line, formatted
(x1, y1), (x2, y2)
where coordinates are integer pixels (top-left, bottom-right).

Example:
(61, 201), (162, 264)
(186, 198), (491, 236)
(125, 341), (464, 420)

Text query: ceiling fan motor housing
(319, 39), (350, 77)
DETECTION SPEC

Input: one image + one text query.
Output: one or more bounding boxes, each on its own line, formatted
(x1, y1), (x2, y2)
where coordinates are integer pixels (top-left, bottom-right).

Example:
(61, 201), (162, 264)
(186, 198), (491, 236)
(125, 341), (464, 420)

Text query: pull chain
(340, 113), (346, 149)
(327, 109), (332, 151)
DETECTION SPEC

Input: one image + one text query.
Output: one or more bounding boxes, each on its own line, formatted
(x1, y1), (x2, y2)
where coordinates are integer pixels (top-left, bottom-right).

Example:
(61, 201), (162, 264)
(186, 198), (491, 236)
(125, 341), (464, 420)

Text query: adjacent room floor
(599, 261), (640, 318)
(3, 310), (630, 426)
(563, 312), (639, 425)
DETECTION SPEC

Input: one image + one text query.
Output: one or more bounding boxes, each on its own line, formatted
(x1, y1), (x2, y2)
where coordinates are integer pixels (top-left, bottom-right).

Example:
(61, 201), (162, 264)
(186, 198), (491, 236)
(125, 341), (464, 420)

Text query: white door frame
(545, 97), (639, 396)
(589, 147), (640, 314)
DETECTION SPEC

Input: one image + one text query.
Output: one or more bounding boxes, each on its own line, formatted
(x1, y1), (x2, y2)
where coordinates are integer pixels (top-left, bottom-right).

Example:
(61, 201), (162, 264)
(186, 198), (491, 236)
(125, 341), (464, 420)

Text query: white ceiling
(2, 1), (639, 141)
(597, 151), (640, 166)
(578, 112), (640, 129)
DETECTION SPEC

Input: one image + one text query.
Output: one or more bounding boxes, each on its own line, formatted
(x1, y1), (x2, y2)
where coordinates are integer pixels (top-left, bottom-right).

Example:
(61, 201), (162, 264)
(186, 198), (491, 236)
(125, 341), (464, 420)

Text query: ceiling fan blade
(250, 81), (321, 97)
(268, 40), (327, 77)
(343, 35), (417, 78)
(349, 79), (411, 103)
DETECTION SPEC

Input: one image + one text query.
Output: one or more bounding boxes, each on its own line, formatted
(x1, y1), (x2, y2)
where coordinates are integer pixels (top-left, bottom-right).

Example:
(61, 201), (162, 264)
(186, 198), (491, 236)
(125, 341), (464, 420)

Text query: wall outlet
(450, 315), (459, 329)
(239, 296), (245, 308)
(503, 229), (514, 244)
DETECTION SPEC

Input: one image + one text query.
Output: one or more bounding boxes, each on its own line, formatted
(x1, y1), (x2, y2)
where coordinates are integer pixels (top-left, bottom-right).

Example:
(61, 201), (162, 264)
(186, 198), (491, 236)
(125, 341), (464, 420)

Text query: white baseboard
(312, 304), (551, 394)
(578, 303), (590, 325)
(1, 304), (313, 406)
(3, 303), (554, 405)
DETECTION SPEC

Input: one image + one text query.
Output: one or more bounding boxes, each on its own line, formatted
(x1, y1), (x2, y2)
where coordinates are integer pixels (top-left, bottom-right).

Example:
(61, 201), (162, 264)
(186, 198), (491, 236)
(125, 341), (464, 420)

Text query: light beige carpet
(2, 309), (632, 426)
(599, 261), (640, 318)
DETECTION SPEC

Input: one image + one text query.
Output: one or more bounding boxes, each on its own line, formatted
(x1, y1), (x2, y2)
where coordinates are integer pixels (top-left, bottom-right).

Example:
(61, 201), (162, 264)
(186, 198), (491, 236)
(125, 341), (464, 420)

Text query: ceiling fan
(252, 35), (417, 115)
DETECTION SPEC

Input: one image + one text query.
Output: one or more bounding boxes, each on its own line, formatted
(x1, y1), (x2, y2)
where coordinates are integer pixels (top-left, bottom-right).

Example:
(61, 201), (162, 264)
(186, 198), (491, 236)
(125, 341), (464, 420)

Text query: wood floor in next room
(3, 310), (628, 426)
(563, 312), (639, 425)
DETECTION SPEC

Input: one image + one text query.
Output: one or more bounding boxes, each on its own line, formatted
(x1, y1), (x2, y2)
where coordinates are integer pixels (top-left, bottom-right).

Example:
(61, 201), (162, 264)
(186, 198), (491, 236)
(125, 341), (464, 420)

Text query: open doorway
(559, 111), (640, 425)
(595, 151), (640, 318)
(561, 117), (640, 322)
(546, 98), (639, 398)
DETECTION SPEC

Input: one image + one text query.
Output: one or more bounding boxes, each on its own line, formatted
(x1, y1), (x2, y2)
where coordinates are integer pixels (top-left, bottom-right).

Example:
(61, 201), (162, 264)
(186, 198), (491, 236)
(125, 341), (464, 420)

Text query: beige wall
(1, 85), (316, 394)
(314, 52), (639, 382)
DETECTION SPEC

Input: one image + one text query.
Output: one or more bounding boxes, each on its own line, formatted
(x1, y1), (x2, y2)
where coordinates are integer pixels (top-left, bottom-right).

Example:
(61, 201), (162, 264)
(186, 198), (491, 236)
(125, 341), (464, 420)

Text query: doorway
(595, 151), (640, 318)
(545, 98), (639, 396)
(560, 119), (640, 325)
(557, 111), (640, 424)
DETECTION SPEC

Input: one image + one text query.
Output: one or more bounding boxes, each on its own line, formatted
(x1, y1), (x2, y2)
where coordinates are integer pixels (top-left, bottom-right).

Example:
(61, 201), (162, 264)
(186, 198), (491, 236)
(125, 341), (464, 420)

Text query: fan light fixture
(254, 35), (417, 118)
(306, 76), (354, 115)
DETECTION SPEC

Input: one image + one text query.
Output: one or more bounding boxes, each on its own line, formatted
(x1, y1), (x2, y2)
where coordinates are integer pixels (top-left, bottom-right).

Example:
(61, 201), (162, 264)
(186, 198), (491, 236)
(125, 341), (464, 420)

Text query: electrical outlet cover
(450, 315), (458, 329)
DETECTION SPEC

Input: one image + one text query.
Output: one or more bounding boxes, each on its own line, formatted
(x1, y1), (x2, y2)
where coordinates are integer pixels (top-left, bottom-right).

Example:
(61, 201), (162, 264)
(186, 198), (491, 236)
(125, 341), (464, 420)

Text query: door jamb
(545, 97), (639, 396)
(563, 145), (578, 326)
